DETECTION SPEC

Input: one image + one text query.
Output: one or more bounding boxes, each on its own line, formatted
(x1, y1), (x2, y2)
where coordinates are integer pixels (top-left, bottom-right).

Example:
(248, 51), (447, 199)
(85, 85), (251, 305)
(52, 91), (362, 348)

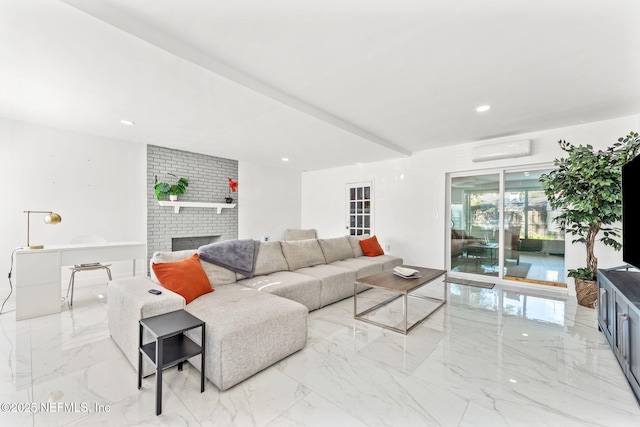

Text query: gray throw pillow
(280, 239), (326, 270)
(253, 241), (290, 275)
(318, 237), (353, 263)
(284, 228), (317, 241)
(348, 234), (370, 257)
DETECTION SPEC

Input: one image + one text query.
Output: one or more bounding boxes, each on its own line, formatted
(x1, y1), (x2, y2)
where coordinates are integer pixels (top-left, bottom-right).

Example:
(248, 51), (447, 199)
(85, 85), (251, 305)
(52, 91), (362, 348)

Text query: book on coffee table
(392, 266), (421, 279)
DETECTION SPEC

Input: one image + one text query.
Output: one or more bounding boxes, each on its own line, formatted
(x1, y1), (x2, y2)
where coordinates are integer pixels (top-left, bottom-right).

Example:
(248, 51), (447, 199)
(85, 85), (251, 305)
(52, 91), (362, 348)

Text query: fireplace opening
(172, 235), (221, 252)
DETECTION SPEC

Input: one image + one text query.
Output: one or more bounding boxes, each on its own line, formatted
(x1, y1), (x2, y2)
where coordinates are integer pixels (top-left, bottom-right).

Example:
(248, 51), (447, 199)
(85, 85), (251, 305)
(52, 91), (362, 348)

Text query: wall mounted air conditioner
(471, 139), (532, 162)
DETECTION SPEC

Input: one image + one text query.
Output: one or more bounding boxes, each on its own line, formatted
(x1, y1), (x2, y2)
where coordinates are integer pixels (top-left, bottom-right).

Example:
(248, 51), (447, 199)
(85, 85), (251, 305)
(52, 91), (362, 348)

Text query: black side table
(138, 309), (205, 415)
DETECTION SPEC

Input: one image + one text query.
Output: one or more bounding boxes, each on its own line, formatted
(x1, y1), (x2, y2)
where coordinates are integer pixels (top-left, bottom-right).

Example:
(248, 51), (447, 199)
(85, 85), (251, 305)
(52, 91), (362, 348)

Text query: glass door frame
(446, 163), (555, 283)
(446, 168), (505, 281)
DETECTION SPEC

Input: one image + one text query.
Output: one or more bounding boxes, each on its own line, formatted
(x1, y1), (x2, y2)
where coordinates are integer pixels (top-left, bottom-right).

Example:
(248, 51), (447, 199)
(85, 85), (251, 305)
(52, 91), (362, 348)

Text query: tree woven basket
(575, 278), (597, 309)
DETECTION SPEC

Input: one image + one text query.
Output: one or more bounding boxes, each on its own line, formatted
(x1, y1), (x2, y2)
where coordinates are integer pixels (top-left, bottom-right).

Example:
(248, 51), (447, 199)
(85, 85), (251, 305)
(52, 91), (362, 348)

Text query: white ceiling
(1, 0), (639, 171)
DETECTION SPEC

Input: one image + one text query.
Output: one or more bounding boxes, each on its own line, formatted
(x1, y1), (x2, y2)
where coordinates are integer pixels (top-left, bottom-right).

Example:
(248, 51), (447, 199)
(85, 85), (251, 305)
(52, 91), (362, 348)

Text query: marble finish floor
(452, 252), (565, 286)
(1, 279), (639, 426)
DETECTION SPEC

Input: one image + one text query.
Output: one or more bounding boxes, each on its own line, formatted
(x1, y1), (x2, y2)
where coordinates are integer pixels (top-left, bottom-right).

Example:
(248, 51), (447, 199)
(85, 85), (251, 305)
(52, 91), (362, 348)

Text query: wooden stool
(66, 263), (112, 306)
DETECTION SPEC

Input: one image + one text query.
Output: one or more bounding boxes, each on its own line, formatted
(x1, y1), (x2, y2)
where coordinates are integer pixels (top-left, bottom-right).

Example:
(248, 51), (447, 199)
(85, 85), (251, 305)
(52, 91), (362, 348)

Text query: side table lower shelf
(140, 335), (202, 367)
(138, 309), (206, 415)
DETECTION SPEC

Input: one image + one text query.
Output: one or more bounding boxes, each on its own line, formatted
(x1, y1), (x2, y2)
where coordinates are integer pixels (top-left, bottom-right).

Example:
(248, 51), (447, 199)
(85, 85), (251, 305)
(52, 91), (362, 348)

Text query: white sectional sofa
(108, 235), (402, 391)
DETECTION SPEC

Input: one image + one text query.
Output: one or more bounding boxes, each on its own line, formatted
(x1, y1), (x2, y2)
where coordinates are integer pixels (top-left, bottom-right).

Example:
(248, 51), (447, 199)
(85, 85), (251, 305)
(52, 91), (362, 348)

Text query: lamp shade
(44, 212), (62, 224)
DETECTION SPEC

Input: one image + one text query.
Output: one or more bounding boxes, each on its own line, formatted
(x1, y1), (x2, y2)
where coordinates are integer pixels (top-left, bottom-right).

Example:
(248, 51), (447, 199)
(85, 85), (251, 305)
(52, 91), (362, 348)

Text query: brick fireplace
(146, 145), (238, 268)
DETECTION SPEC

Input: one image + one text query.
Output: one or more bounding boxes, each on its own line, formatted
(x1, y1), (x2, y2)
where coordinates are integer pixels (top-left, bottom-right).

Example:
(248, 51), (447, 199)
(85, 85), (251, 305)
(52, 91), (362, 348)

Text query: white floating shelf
(158, 201), (236, 214)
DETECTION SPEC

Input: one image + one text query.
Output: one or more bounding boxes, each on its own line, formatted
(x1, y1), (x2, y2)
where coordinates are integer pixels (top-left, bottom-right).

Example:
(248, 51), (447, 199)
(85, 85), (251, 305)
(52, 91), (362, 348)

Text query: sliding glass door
(450, 173), (501, 278)
(448, 168), (565, 286)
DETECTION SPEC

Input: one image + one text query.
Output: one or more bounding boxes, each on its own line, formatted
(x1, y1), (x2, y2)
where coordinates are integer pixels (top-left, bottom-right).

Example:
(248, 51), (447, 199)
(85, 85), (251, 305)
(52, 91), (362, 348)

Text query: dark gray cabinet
(598, 269), (640, 402)
(598, 273), (615, 345)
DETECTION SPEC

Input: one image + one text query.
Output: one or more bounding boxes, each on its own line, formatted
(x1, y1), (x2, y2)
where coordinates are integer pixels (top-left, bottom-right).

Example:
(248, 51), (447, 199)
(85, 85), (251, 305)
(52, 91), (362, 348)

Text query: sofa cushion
(348, 234), (370, 257)
(253, 240), (290, 276)
(330, 257), (382, 279)
(150, 249), (195, 283)
(359, 235), (385, 257)
(281, 239), (326, 271)
(151, 254), (213, 304)
(238, 271), (322, 311)
(184, 284), (308, 391)
(357, 254), (403, 270)
(294, 264), (356, 307)
(151, 249), (237, 287)
(318, 236), (354, 263)
(284, 228), (317, 241)
(108, 277), (186, 377)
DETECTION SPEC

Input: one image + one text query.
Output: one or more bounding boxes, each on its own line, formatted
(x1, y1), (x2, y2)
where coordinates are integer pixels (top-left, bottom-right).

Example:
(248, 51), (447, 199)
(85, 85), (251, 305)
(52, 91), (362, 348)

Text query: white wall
(4, 114), (637, 307)
(0, 118), (147, 306)
(302, 115), (640, 293)
(238, 161), (301, 242)
(0, 118), (303, 312)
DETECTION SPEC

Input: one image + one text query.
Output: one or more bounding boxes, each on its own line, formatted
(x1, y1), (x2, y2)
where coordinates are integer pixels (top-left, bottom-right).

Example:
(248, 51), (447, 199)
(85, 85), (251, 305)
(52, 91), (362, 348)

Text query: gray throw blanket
(198, 239), (259, 277)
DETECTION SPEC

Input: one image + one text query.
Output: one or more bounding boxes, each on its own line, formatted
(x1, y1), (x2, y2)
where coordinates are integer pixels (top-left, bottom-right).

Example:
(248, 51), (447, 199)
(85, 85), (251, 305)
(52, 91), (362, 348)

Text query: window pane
(450, 174), (500, 278)
(347, 183), (374, 239)
(503, 169), (564, 284)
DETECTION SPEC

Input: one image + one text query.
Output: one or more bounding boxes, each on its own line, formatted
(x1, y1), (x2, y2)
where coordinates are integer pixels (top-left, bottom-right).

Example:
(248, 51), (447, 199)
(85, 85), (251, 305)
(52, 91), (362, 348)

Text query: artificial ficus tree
(539, 131), (639, 281)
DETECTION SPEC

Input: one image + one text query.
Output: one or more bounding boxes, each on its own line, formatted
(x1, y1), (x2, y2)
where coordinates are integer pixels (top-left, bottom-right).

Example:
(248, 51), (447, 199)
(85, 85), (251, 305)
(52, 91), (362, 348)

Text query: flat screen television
(622, 155), (640, 269)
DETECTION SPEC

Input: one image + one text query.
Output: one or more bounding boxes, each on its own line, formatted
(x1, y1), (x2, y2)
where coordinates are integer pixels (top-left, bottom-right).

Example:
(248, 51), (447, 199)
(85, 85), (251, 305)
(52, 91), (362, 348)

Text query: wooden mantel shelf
(157, 201), (236, 214)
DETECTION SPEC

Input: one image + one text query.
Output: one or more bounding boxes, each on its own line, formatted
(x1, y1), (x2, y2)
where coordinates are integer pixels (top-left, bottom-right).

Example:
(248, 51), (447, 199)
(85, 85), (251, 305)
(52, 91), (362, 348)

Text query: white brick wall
(147, 145), (238, 262)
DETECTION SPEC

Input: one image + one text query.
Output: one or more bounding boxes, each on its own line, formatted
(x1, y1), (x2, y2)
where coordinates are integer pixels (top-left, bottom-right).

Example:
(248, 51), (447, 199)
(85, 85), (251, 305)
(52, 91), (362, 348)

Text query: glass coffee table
(354, 266), (446, 334)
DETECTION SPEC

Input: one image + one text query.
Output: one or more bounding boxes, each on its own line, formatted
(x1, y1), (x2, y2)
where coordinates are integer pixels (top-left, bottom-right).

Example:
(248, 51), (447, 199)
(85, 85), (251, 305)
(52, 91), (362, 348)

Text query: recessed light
(281, 157), (289, 162)
(476, 105), (491, 113)
(120, 120), (135, 125)
(522, 333), (529, 337)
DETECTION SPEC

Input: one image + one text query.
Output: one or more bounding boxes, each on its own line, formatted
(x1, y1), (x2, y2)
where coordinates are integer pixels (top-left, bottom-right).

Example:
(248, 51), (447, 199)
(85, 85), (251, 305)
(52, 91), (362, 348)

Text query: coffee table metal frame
(354, 266), (447, 335)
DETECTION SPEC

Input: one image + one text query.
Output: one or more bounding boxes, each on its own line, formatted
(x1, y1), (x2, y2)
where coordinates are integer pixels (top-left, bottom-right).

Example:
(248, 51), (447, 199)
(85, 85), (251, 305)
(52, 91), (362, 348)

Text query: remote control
(148, 289), (162, 295)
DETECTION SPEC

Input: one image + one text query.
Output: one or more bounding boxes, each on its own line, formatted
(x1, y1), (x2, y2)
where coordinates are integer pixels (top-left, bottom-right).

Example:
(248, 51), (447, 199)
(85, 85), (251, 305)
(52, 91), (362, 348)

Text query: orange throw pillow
(359, 235), (384, 257)
(152, 254), (213, 304)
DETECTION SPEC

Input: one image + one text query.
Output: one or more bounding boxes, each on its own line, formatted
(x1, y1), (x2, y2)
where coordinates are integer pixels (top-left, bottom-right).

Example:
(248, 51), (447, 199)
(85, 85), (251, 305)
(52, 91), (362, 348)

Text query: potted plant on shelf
(226, 177), (238, 203)
(154, 174), (189, 201)
(539, 132), (639, 308)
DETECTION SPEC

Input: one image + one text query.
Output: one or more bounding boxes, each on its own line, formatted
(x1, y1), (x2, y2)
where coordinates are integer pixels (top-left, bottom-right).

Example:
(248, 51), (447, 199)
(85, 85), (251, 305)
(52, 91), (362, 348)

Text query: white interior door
(346, 182), (373, 236)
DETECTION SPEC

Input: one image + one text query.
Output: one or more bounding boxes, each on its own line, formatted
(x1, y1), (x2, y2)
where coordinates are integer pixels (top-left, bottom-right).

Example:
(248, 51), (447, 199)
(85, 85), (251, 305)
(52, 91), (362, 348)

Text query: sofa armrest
(107, 276), (185, 375)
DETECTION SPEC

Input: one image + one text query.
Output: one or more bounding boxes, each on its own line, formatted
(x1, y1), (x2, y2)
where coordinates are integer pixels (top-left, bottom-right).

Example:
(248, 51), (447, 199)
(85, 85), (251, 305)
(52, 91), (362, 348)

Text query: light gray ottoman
(185, 284), (308, 390)
(107, 277), (186, 376)
(108, 278), (307, 391)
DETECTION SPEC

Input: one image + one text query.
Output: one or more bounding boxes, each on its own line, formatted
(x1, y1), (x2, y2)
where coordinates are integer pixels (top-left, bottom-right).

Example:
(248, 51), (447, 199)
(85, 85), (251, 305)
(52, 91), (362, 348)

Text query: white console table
(14, 242), (146, 320)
